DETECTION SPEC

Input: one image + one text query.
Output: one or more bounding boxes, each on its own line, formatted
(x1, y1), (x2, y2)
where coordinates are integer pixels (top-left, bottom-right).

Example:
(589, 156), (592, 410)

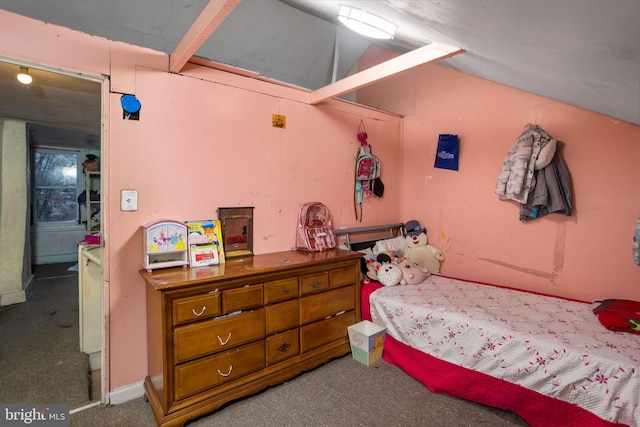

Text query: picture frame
(217, 207), (254, 258)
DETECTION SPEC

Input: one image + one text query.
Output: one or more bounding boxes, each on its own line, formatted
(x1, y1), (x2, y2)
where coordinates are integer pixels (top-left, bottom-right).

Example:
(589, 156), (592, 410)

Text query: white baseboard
(88, 352), (101, 371)
(0, 289), (26, 306)
(107, 380), (145, 405)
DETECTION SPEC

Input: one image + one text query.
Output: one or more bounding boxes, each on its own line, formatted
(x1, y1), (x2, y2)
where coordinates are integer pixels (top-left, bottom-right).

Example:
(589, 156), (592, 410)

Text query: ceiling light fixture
(17, 67), (32, 85)
(338, 5), (397, 40)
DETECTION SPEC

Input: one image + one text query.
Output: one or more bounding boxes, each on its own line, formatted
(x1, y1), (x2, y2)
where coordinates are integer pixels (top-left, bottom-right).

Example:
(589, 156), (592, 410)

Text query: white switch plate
(121, 190), (138, 211)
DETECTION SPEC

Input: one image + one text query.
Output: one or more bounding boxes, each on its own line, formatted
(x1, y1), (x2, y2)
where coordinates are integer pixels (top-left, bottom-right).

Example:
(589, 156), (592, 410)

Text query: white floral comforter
(369, 276), (640, 427)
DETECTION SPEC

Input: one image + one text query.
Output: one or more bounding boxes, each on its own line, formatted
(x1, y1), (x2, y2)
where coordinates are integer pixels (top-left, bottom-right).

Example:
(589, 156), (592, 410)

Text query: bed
(339, 224), (640, 427)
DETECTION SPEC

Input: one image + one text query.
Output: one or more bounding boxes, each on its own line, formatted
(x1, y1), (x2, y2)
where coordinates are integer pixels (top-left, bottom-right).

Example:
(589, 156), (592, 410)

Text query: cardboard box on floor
(348, 320), (386, 366)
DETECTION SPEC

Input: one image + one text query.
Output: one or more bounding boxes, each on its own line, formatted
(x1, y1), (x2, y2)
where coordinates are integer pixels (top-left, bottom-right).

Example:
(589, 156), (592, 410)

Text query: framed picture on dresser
(217, 207), (254, 258)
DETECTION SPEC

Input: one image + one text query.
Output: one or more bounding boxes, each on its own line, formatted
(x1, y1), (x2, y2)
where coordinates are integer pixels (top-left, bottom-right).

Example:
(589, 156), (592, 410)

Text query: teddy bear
(376, 262), (403, 287)
(397, 259), (430, 285)
(404, 231), (444, 274)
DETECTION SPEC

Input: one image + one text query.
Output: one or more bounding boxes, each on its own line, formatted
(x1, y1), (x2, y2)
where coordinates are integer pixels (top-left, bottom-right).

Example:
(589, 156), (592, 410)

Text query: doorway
(0, 262), (97, 405)
(0, 59), (104, 410)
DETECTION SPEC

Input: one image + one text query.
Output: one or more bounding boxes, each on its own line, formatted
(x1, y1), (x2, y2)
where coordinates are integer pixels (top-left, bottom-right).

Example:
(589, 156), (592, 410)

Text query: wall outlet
(121, 190), (138, 211)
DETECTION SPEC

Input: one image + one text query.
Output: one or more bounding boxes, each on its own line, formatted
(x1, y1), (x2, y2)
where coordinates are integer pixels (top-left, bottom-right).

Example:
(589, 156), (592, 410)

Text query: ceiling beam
(169, 0), (240, 73)
(308, 43), (465, 105)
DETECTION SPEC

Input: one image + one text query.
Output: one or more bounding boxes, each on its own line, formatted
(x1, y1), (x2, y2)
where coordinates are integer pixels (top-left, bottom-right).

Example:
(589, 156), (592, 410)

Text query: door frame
(2, 57), (108, 407)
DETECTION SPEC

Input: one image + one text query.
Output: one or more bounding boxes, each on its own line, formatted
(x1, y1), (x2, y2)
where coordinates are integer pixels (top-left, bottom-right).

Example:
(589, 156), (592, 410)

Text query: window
(33, 149), (79, 224)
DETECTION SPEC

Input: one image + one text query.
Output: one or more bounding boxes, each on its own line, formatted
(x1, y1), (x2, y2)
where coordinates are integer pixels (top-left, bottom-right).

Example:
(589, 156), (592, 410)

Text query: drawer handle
(192, 306), (206, 317)
(284, 288), (290, 293)
(217, 365), (233, 377)
(217, 332), (232, 346)
(310, 280), (322, 288)
(277, 342), (291, 353)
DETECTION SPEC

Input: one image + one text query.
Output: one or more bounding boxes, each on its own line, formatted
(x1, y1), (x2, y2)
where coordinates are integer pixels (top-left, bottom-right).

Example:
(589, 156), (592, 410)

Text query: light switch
(121, 190), (138, 211)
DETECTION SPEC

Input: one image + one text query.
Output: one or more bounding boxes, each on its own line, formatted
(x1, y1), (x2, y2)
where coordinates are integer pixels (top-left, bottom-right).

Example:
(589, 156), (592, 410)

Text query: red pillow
(592, 299), (640, 334)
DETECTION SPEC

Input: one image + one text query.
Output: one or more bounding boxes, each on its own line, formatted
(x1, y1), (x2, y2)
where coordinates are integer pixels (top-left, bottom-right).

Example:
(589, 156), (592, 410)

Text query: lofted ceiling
(0, 0), (638, 150)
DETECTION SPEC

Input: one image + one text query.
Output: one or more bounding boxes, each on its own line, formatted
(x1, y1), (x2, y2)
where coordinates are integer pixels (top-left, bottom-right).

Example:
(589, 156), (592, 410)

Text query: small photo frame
(217, 207), (254, 258)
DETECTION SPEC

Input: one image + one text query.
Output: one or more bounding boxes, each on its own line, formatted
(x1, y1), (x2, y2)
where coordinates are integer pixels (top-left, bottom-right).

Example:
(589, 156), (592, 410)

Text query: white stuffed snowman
(405, 231), (444, 274)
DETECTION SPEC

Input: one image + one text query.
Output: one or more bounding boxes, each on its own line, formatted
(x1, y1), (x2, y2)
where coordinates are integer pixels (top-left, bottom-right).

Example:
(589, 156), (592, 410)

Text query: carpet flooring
(0, 262), (91, 408)
(71, 354), (529, 427)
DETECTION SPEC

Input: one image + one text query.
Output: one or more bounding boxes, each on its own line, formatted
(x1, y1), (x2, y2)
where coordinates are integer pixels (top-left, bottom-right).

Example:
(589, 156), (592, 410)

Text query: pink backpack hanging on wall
(296, 202), (336, 251)
(354, 120), (382, 222)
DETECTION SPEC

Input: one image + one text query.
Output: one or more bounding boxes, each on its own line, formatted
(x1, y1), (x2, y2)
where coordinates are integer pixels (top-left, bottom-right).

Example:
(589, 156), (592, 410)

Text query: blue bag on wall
(434, 134), (459, 171)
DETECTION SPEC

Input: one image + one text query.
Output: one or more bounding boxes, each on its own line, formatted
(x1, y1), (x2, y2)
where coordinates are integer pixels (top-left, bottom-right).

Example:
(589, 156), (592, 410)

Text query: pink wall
(106, 66), (403, 388)
(401, 63), (640, 303)
(3, 9), (639, 396)
(0, 10), (403, 391)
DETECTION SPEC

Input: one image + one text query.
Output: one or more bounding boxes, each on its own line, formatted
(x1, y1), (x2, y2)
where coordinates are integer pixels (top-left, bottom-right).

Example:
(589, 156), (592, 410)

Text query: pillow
(592, 299), (640, 334)
(357, 247), (374, 258)
(373, 236), (407, 254)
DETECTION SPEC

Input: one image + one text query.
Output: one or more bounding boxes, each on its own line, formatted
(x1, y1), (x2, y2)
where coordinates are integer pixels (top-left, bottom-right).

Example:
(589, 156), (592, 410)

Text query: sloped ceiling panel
(196, 0), (370, 90)
(1, 0), (210, 55)
(398, 0), (640, 124)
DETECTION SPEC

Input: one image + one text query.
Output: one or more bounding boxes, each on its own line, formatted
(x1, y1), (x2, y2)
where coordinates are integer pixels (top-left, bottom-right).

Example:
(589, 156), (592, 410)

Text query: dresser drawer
(300, 271), (329, 295)
(299, 285), (355, 324)
(300, 311), (355, 353)
(330, 266), (355, 288)
(222, 284), (263, 314)
(172, 291), (221, 326)
(265, 299), (299, 334)
(264, 277), (299, 304)
(174, 309), (265, 364)
(174, 340), (265, 401)
(266, 329), (299, 366)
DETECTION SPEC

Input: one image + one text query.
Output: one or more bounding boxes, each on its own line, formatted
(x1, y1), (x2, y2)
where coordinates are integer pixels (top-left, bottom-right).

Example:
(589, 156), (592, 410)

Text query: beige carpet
(0, 263), (91, 408)
(71, 355), (529, 426)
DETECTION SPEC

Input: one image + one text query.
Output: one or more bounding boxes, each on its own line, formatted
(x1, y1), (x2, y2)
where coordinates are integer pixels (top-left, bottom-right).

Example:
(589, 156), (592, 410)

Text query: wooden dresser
(140, 249), (362, 426)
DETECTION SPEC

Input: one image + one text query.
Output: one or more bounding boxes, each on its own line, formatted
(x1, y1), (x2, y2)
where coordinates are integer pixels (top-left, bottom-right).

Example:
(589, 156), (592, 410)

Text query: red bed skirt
(360, 281), (626, 427)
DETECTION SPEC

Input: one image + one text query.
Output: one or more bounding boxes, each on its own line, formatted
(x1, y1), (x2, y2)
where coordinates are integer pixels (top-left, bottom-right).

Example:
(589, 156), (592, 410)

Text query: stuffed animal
(376, 262), (403, 287)
(361, 258), (381, 283)
(375, 251), (401, 265)
(405, 230), (428, 250)
(360, 253), (402, 284)
(398, 259), (429, 285)
(408, 244), (444, 274)
(405, 219), (427, 237)
(404, 231), (428, 265)
(405, 231), (444, 274)
(424, 245), (445, 272)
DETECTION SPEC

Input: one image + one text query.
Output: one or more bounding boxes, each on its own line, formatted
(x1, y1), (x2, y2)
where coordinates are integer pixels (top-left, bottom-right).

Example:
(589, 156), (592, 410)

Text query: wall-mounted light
(17, 67), (33, 85)
(338, 5), (397, 40)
